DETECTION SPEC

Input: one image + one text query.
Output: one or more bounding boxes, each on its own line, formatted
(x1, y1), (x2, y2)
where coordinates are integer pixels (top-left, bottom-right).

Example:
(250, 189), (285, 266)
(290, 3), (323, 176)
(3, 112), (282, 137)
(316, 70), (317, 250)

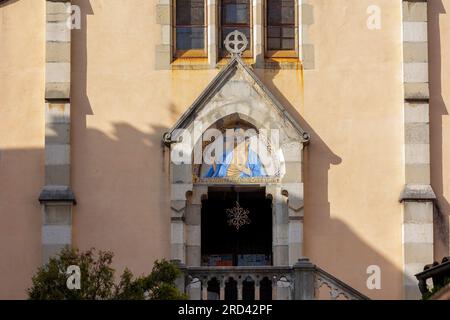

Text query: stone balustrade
(174, 258), (369, 300)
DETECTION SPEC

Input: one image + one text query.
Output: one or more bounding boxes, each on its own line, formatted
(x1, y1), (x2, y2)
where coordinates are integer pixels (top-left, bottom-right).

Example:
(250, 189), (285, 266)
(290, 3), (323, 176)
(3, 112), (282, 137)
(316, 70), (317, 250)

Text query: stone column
(237, 280), (243, 300)
(187, 278), (202, 300)
(39, 0), (75, 264)
(255, 281), (260, 300)
(202, 281), (208, 300)
(276, 277), (291, 300)
(293, 258), (315, 300)
(267, 185), (289, 266)
(220, 280), (225, 300)
(400, 0), (435, 300)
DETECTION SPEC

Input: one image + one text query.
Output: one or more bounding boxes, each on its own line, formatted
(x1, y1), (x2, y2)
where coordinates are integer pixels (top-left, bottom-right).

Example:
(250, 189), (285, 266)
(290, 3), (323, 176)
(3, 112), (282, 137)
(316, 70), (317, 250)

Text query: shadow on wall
(0, 0), (406, 299)
(0, 0), (20, 9)
(253, 66), (403, 299)
(429, 0), (450, 258)
(0, 126), (404, 299)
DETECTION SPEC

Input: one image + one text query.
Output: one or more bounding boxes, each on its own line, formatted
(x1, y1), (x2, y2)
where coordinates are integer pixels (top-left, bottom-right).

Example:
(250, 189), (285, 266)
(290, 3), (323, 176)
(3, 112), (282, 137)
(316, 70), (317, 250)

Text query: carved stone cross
(224, 30), (249, 56)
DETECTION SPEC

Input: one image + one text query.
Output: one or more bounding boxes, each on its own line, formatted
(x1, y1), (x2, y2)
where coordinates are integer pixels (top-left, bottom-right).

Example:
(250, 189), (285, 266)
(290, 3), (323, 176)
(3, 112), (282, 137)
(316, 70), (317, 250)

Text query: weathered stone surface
(46, 103), (71, 123)
(45, 144), (70, 166)
(406, 163), (430, 184)
(155, 4), (171, 25)
(46, 42), (71, 62)
(405, 102), (429, 123)
(405, 144), (430, 165)
(401, 184), (436, 201)
(403, 223), (433, 244)
(155, 44), (171, 70)
(404, 62), (428, 83)
(405, 123), (429, 144)
(39, 186), (76, 204)
(43, 204), (72, 225)
(42, 225), (72, 245)
(404, 83), (429, 99)
(403, 42), (428, 63)
(46, 122), (70, 144)
(302, 44), (315, 70)
(45, 164), (71, 185)
(46, 22), (71, 42)
(45, 82), (71, 100)
(403, 22), (428, 42)
(186, 245), (201, 266)
(404, 243), (434, 263)
(404, 201), (434, 223)
(403, 2), (428, 22)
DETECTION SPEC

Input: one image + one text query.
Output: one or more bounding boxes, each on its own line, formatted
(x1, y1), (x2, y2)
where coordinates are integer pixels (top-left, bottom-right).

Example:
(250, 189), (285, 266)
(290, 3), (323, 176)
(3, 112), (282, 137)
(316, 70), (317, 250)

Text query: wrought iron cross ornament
(224, 30), (249, 56)
(226, 201), (251, 231)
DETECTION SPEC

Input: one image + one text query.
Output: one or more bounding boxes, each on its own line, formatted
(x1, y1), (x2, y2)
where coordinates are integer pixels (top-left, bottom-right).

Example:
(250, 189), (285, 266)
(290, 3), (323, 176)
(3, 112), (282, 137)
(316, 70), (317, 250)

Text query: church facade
(1, 0), (450, 300)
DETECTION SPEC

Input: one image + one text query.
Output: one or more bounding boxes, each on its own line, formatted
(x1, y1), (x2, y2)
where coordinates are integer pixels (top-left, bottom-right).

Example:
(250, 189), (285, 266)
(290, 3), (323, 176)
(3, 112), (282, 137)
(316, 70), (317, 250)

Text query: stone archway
(164, 56), (308, 267)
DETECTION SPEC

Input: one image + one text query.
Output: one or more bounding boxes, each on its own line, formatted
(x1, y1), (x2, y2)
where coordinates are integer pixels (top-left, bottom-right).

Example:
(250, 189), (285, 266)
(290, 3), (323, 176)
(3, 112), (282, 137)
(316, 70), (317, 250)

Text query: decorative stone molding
(314, 266), (368, 300)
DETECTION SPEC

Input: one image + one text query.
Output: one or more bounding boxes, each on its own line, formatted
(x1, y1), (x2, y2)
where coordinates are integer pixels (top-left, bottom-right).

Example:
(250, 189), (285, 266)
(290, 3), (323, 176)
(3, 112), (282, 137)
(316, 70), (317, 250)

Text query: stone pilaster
(155, 0), (172, 70)
(283, 184), (304, 265)
(400, 0), (435, 300)
(186, 185), (207, 266)
(253, 0), (264, 66)
(207, 0), (218, 67)
(300, 0), (314, 70)
(282, 140), (305, 265)
(170, 183), (192, 264)
(267, 185), (289, 266)
(39, 0), (75, 264)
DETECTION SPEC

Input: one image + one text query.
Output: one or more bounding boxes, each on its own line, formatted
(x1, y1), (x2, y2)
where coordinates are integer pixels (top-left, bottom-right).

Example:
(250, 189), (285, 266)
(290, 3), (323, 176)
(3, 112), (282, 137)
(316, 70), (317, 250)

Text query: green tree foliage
(28, 248), (187, 300)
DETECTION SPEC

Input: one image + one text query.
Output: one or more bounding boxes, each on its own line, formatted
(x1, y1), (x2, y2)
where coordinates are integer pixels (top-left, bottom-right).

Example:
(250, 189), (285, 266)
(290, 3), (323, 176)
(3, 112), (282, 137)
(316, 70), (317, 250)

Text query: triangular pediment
(163, 56), (310, 145)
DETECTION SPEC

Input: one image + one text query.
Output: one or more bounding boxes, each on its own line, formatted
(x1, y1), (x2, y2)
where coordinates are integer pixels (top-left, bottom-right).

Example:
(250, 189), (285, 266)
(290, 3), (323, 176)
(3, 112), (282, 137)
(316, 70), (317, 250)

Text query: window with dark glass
(266, 0), (296, 55)
(175, 0), (206, 57)
(220, 0), (251, 57)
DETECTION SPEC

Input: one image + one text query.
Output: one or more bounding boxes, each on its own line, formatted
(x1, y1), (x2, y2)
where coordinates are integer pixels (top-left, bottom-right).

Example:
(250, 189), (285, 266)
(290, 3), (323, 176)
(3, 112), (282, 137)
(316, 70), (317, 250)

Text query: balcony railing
(174, 258), (369, 300)
(415, 256), (450, 299)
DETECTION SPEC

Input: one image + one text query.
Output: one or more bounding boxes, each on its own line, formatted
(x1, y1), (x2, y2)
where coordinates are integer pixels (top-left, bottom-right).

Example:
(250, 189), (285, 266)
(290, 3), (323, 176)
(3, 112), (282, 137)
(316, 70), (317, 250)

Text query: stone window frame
(173, 0), (209, 59)
(264, 0), (300, 59)
(156, 0), (312, 69)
